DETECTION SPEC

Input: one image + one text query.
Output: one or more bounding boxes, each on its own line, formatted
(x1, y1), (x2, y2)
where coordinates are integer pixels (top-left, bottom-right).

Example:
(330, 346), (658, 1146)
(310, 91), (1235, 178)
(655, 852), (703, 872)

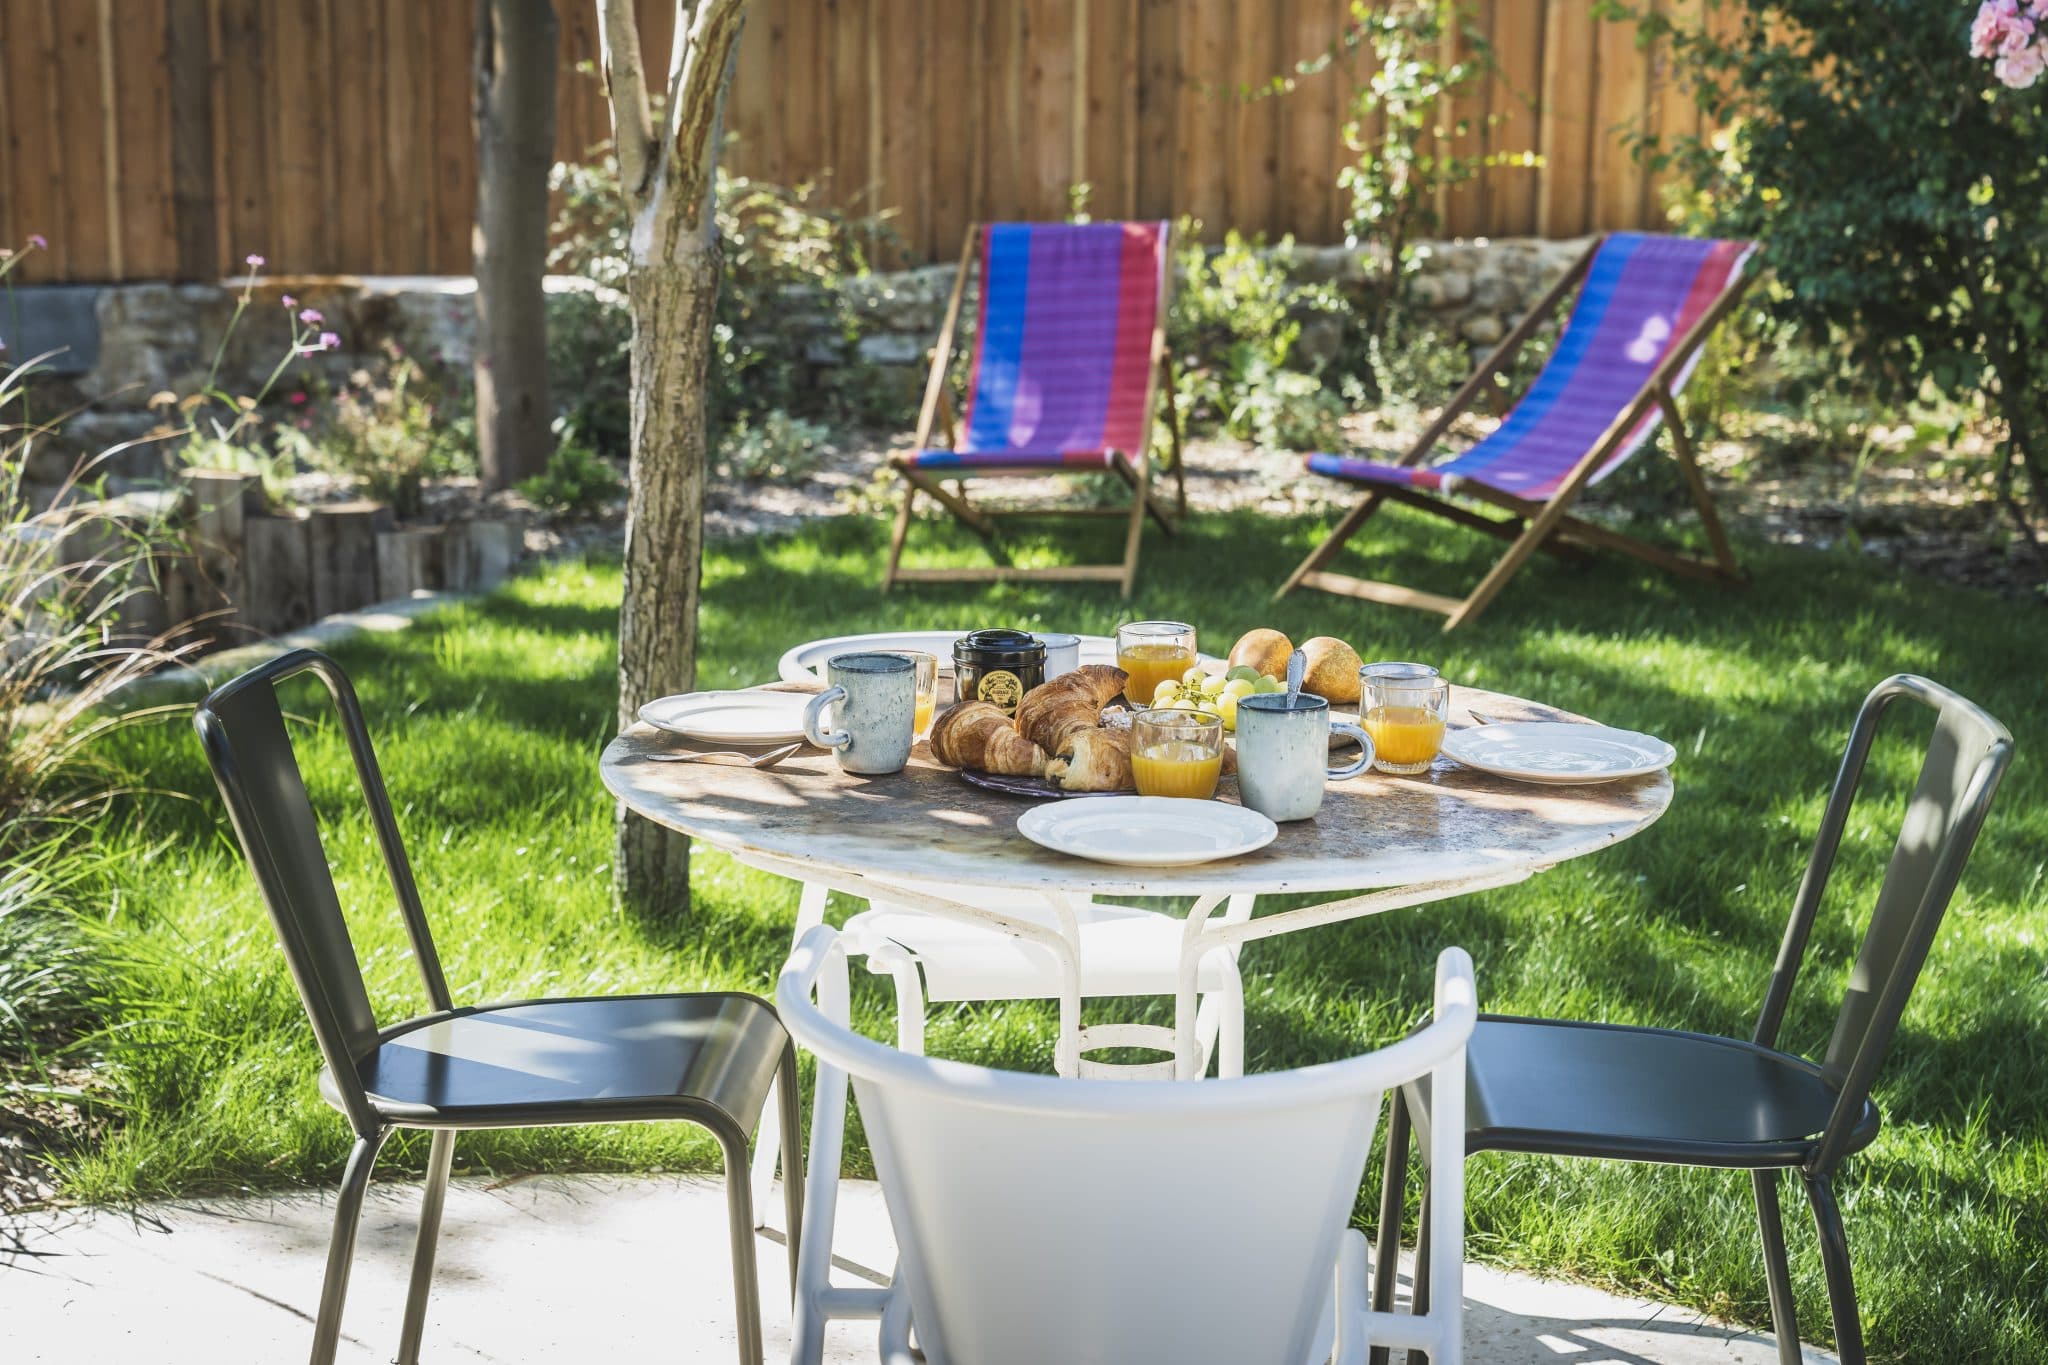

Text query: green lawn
(60, 504), (2048, 1362)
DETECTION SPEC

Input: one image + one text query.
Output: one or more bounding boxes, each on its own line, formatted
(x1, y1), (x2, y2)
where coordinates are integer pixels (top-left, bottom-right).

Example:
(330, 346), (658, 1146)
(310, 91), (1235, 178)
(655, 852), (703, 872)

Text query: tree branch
(658, 0), (749, 233)
(597, 0), (658, 200)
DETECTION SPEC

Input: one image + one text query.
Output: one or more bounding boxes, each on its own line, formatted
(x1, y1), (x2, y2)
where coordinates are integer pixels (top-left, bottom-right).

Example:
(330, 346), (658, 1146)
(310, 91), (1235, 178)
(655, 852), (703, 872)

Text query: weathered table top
(601, 684), (1672, 899)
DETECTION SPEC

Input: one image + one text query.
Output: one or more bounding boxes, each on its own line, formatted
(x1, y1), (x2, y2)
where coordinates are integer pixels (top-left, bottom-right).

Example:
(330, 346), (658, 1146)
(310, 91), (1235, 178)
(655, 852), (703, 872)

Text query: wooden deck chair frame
(1276, 236), (1754, 631)
(882, 223), (1186, 599)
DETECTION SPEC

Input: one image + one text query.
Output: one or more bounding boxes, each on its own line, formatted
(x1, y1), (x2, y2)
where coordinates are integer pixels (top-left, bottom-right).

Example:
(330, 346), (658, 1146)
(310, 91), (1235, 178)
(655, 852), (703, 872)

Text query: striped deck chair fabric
(1306, 233), (1756, 501)
(908, 220), (1169, 472)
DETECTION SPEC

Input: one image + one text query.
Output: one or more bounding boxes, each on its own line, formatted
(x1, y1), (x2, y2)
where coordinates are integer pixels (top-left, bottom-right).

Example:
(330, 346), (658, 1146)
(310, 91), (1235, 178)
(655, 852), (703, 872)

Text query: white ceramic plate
(1440, 722), (1676, 785)
(1017, 796), (1278, 867)
(638, 691), (812, 745)
(778, 632), (1220, 684)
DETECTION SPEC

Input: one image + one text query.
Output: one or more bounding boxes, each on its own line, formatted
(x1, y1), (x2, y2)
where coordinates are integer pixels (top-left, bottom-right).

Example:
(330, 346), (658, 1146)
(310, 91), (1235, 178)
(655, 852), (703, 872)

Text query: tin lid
(954, 629), (1047, 667)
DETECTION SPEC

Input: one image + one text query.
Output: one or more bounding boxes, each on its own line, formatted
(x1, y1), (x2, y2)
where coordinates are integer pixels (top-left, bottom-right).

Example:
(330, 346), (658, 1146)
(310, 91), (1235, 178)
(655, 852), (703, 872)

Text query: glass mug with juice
(1359, 662), (1449, 775)
(1116, 620), (1198, 704)
(1131, 707), (1224, 800)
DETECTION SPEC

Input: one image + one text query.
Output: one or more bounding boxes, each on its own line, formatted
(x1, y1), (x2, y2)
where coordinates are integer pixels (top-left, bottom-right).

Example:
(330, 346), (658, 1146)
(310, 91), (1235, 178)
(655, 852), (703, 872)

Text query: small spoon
(646, 742), (804, 769)
(1285, 648), (1307, 704)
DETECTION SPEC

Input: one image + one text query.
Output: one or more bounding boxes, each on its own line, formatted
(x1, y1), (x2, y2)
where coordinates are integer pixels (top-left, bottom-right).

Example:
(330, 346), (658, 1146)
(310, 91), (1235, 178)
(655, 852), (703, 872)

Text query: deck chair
(882, 220), (1183, 598)
(1278, 232), (1758, 630)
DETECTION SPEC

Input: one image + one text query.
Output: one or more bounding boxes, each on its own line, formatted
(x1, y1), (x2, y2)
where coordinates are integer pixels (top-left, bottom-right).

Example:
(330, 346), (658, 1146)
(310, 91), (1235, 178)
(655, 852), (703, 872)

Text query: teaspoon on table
(645, 742), (804, 770)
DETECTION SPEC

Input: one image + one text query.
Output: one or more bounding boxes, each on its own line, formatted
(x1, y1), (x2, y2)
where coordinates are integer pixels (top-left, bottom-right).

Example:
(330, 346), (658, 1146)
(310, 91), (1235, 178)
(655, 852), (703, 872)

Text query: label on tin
(977, 669), (1024, 711)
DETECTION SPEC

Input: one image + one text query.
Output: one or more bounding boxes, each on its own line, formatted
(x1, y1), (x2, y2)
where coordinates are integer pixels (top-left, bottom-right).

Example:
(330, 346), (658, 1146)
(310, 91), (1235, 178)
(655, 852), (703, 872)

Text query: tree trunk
(613, 245), (722, 916)
(473, 0), (559, 491)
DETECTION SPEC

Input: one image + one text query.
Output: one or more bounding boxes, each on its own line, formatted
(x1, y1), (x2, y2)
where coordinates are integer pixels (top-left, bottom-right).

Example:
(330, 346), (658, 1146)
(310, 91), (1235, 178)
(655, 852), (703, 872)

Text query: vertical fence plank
(1227, 0), (1280, 238)
(1133, 0), (1177, 221)
(2, 0), (64, 275)
(52, 0), (113, 278)
(1281, 0), (1338, 244)
(1021, 0), (1077, 220)
(167, 0), (221, 278)
(215, 0), (272, 267)
(111, 0), (176, 278)
(876, 0), (928, 255)
(981, 0), (1022, 221)
(1176, 0), (1228, 235)
(1591, 0), (1649, 231)
(1083, 0), (1137, 219)
(781, 0), (823, 200)
(331, 0), (385, 273)
(380, 0), (434, 273)
(1646, 0), (1703, 227)
(1537, 0), (1595, 238)
(1330, 0), (1372, 245)
(826, 0), (870, 212)
(1439, 0), (1490, 239)
(927, 0), (977, 251)
(1488, 0), (1544, 238)
(429, 0), (474, 274)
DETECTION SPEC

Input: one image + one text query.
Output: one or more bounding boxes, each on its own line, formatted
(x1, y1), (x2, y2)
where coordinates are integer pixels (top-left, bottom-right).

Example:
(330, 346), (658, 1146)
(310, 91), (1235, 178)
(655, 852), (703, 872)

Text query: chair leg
(1752, 1169), (1803, 1365)
(1276, 492), (1384, 601)
(1120, 455), (1152, 599)
(1804, 1174), (1867, 1365)
(308, 1129), (388, 1365)
(777, 1042), (806, 1299)
(754, 882), (835, 1226)
(883, 477), (917, 591)
(1408, 1178), (1434, 1365)
(1369, 1088), (1415, 1365)
(394, 1129), (455, 1365)
(718, 1125), (766, 1365)
(865, 941), (928, 1055)
(1215, 954), (1244, 1079)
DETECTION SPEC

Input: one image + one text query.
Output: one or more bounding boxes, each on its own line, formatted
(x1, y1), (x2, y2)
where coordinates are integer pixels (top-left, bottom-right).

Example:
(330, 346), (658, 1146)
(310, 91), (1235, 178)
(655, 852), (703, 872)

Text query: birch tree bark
(474, 0), (559, 490)
(598, 0), (750, 917)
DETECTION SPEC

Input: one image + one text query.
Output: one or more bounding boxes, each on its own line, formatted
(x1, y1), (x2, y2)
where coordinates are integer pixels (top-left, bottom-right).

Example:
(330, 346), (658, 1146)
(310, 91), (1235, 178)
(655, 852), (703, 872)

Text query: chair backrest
(193, 648), (447, 1137)
(1754, 675), (2013, 1170)
(780, 923), (1476, 1365)
(1449, 232), (1754, 500)
(957, 220), (1169, 459)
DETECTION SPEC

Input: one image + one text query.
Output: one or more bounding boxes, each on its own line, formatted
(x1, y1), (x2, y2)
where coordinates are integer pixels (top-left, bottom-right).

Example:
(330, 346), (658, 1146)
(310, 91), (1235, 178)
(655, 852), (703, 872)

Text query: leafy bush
(1170, 226), (1348, 452)
(717, 409), (834, 483)
(285, 342), (475, 519)
(517, 433), (624, 514)
(545, 284), (633, 460)
(1635, 0), (2048, 555)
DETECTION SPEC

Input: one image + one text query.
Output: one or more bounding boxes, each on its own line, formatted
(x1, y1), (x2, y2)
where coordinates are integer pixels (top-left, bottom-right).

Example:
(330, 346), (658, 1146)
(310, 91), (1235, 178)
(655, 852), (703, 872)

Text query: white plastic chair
(778, 922), (1476, 1365)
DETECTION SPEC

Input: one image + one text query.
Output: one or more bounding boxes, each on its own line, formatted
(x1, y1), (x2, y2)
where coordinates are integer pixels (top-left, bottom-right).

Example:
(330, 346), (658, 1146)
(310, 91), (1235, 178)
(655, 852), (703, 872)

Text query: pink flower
(298, 308), (323, 325)
(245, 253), (265, 268)
(1998, 45), (2047, 86)
(318, 331), (340, 351)
(281, 294), (297, 308)
(27, 233), (47, 250)
(288, 391), (308, 406)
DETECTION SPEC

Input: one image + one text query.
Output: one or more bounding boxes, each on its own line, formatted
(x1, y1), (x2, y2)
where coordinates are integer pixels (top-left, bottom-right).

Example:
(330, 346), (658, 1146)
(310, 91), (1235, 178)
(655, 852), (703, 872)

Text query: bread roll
(1013, 664), (1129, 755)
(1047, 726), (1136, 792)
(930, 701), (1048, 776)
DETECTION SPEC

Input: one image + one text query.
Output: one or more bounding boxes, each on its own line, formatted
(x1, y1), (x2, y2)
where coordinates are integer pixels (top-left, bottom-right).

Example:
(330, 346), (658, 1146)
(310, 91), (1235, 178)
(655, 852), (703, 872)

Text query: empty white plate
(777, 632), (1219, 684)
(638, 691), (813, 745)
(1017, 796), (1278, 867)
(1441, 722), (1676, 785)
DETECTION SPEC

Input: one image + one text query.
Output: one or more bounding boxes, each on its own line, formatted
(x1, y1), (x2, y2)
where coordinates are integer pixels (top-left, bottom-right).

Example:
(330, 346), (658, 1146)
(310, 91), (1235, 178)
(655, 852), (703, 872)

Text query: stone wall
(10, 236), (1587, 500)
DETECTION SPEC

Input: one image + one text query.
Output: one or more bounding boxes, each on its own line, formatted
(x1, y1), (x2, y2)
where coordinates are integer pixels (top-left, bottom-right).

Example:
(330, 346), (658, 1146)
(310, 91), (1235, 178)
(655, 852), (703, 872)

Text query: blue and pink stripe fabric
(1307, 233), (1755, 502)
(910, 221), (1169, 471)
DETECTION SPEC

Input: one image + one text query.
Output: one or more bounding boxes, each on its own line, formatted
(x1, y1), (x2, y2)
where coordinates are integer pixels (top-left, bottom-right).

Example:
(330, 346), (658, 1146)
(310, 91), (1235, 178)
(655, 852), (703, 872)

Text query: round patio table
(600, 681), (1672, 1079)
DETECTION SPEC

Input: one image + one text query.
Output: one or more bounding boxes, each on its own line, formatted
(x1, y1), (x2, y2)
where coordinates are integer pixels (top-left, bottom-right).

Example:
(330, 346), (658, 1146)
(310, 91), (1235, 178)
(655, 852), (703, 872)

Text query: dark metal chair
(193, 648), (802, 1365)
(1374, 674), (2013, 1365)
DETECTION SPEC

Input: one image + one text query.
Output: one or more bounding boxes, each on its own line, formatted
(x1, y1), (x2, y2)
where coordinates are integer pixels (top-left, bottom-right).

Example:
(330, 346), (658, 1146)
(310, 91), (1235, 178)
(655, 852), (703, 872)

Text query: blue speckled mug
(1234, 692), (1374, 822)
(804, 652), (915, 775)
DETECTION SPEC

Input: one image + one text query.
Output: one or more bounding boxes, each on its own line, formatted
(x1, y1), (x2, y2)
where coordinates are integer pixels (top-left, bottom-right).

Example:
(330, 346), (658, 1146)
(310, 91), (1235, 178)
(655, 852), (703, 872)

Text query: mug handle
(803, 686), (853, 750)
(1328, 721), (1374, 780)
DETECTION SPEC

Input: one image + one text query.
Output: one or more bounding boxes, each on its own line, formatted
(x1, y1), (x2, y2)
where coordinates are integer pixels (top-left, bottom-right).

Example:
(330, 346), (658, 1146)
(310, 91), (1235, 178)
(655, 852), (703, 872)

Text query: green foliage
(1633, 0), (2048, 557)
(1169, 226), (1348, 452)
(543, 285), (634, 461)
(549, 148), (897, 448)
(283, 343), (475, 520)
(515, 434), (623, 515)
(716, 409), (834, 484)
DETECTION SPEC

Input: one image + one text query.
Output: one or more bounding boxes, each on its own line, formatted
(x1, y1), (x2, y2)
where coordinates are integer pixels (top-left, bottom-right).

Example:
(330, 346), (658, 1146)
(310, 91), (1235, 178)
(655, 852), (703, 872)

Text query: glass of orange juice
(1116, 620), (1197, 704)
(1360, 662), (1449, 775)
(1131, 708), (1225, 799)
(887, 651), (940, 740)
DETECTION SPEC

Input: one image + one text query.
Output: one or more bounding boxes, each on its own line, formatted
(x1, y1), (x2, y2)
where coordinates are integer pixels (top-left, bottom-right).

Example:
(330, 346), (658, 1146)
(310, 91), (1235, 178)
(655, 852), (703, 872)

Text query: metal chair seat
(1448, 1014), (1880, 1166)
(326, 993), (788, 1132)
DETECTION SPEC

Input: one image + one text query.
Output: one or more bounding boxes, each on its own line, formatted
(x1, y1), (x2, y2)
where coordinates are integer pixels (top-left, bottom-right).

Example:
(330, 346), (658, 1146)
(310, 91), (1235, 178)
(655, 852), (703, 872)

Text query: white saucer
(1440, 722), (1675, 785)
(638, 691), (812, 745)
(1017, 796), (1278, 867)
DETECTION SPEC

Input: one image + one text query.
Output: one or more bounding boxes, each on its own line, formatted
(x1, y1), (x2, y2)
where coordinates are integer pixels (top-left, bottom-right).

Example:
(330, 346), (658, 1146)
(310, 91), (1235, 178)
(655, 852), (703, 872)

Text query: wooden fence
(0, 0), (1710, 284)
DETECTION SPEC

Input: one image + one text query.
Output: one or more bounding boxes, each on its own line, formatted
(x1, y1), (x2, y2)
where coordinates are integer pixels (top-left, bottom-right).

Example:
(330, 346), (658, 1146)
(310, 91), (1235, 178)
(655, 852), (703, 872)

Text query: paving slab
(0, 1174), (1832, 1364)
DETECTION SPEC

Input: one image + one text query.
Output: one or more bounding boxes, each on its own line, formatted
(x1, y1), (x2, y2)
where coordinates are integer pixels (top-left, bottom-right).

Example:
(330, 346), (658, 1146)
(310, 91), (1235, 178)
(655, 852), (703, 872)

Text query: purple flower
(27, 233), (47, 250)
(298, 308), (323, 325)
(281, 294), (297, 309)
(245, 253), (265, 268)
(318, 331), (341, 351)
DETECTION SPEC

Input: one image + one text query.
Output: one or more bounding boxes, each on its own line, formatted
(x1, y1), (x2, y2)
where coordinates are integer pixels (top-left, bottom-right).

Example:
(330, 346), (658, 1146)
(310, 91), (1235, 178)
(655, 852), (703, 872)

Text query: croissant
(930, 701), (1048, 776)
(1014, 664), (1129, 755)
(1047, 725), (1136, 792)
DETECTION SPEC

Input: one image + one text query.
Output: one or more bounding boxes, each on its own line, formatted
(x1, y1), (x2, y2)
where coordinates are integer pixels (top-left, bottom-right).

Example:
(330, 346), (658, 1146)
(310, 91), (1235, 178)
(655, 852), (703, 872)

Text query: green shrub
(285, 342), (475, 519)
(516, 434), (624, 515)
(718, 409), (834, 483)
(544, 285), (633, 461)
(1633, 0), (2048, 558)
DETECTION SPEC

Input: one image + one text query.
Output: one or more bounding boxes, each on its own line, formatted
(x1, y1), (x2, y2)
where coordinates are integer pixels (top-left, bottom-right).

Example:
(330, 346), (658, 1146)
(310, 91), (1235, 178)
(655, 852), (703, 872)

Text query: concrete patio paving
(1, 1174), (1833, 1364)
